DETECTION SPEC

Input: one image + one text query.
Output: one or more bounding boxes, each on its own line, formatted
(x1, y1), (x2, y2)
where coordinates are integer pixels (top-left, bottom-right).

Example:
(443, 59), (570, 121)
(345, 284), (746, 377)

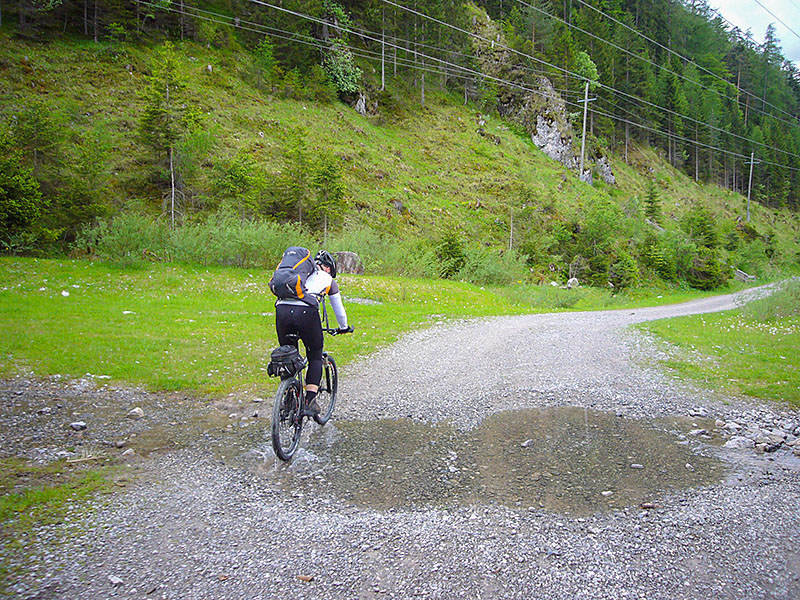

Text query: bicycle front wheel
(313, 354), (338, 425)
(272, 378), (303, 461)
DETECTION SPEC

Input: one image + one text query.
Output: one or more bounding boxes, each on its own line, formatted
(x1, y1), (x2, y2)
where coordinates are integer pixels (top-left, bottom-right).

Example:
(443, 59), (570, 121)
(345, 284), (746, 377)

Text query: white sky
(708, 0), (800, 68)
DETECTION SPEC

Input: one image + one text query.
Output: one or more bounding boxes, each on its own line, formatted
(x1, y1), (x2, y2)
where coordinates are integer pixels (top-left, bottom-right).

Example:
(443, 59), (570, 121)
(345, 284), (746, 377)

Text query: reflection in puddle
(253, 408), (726, 516)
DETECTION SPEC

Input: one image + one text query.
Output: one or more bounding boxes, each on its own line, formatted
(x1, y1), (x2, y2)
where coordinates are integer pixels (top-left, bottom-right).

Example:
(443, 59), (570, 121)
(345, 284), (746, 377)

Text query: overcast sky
(708, 0), (800, 68)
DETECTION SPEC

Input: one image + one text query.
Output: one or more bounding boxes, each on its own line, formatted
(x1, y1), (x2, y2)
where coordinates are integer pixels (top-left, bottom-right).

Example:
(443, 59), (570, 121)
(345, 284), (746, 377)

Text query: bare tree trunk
(180, 0), (184, 41)
(93, 0), (98, 43)
(380, 7), (385, 91)
(84, 0), (88, 36)
(170, 146), (176, 228)
(625, 122), (629, 164)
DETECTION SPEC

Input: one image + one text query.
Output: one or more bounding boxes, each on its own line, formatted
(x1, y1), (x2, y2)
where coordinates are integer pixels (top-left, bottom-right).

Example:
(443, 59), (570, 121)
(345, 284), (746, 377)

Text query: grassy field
(638, 279), (800, 407)
(1, 257), (742, 397)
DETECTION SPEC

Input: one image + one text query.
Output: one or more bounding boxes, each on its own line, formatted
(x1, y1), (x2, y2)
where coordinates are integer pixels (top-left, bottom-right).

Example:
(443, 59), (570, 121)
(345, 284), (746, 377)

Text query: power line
(528, 0), (800, 128)
(379, 0), (800, 163)
(753, 0), (800, 44)
(138, 0), (800, 172)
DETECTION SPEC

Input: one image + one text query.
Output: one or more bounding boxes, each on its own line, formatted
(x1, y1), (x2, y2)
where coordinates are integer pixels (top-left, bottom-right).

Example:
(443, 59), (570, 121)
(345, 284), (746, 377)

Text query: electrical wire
(379, 0), (800, 162)
(135, 0), (800, 172)
(572, 0), (799, 123)
(525, 0), (800, 128)
(753, 0), (800, 44)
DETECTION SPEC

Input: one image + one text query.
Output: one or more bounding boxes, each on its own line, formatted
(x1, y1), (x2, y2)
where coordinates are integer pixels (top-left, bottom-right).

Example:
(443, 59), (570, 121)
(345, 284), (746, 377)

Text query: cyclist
(274, 250), (350, 415)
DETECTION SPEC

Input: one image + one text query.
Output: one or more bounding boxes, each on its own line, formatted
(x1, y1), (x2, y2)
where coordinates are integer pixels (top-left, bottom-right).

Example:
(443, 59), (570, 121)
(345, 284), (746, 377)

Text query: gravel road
(4, 287), (800, 599)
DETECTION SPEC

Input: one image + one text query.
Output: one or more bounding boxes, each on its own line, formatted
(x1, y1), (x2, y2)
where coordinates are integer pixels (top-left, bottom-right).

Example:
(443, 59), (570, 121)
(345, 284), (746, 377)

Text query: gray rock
(532, 115), (577, 170)
(127, 407), (144, 420)
(595, 156), (616, 185)
(70, 421), (87, 431)
(335, 251), (365, 275)
(724, 436), (755, 450)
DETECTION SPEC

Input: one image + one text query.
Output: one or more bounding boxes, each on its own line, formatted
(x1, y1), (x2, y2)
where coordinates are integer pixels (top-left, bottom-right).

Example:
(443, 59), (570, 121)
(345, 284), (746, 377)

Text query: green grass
(0, 257), (738, 397)
(0, 458), (113, 593)
(638, 279), (800, 407)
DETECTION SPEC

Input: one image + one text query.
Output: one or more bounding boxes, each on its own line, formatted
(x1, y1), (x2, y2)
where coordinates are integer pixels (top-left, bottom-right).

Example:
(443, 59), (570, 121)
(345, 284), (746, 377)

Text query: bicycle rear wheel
(313, 354), (338, 425)
(272, 378), (303, 461)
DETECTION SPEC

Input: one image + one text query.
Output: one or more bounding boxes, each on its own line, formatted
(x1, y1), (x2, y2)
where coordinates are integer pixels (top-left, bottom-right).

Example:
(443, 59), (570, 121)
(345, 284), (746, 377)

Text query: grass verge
(0, 458), (113, 594)
(637, 279), (800, 407)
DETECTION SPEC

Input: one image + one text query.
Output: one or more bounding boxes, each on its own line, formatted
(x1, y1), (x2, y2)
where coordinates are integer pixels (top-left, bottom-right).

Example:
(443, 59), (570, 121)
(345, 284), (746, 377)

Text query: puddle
(251, 407), (726, 516)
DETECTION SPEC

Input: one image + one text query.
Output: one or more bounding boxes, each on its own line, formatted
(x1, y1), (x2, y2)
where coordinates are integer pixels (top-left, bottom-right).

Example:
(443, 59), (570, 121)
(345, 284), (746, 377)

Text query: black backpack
(269, 246), (318, 307)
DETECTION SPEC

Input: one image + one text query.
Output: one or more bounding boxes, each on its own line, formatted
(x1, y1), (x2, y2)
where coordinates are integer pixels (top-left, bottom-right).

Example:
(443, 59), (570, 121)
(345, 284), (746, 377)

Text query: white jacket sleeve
(328, 292), (348, 328)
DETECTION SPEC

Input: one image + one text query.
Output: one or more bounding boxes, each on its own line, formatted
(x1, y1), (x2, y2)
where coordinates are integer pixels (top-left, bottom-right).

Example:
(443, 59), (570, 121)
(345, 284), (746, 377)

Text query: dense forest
(2, 0), (799, 289)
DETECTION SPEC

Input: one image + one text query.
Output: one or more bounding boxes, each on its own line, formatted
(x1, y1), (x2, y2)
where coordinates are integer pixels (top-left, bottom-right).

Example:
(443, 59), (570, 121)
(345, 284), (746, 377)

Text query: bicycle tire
(272, 377), (303, 461)
(313, 354), (338, 425)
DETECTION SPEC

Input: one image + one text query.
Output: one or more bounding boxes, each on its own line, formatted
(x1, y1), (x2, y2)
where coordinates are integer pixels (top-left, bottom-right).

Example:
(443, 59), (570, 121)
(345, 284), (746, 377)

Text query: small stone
(688, 429), (707, 436)
(521, 439), (534, 448)
(724, 436), (755, 450)
(70, 421), (87, 431)
(108, 575), (123, 587)
(630, 464), (644, 469)
(685, 463), (695, 472)
(127, 407), (144, 420)
(601, 490), (614, 497)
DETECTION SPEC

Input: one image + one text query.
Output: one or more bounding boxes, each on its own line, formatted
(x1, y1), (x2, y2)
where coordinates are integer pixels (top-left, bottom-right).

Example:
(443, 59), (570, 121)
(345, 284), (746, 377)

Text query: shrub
(457, 247), (529, 286)
(323, 39), (362, 96)
(74, 212), (314, 268)
(609, 251), (640, 289)
(436, 230), (467, 279)
(686, 247), (728, 290)
(0, 129), (44, 245)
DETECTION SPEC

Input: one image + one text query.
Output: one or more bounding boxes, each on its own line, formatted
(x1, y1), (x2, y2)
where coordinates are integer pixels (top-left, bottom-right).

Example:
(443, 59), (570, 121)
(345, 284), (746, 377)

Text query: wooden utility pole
(746, 152), (760, 222)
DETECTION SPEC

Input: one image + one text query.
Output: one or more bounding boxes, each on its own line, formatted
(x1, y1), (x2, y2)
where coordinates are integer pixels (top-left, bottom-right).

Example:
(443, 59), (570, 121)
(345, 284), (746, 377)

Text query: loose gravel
(3, 286), (800, 599)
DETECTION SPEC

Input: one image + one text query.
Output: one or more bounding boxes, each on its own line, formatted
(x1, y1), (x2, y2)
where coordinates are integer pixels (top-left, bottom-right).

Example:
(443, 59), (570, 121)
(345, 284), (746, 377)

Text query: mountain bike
(269, 298), (352, 461)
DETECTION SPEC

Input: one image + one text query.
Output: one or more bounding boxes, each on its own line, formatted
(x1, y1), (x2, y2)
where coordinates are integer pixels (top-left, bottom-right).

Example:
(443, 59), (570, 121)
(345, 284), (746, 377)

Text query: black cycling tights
(275, 304), (323, 387)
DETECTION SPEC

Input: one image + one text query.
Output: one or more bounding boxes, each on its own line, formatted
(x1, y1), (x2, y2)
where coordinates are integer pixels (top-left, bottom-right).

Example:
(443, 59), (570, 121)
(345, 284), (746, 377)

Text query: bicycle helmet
(315, 250), (337, 278)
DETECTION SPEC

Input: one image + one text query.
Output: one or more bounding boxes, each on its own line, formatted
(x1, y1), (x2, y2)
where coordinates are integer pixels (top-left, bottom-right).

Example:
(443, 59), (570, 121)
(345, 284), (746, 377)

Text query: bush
(329, 227), (438, 278)
(731, 238), (769, 276)
(436, 231), (467, 279)
(74, 212), (314, 268)
(609, 251), (639, 289)
(686, 247), (728, 290)
(0, 129), (45, 245)
(456, 247), (529, 286)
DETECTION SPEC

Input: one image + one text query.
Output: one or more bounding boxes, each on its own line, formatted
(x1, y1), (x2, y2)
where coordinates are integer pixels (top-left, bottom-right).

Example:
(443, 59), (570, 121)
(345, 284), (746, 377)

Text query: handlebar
(324, 326), (354, 336)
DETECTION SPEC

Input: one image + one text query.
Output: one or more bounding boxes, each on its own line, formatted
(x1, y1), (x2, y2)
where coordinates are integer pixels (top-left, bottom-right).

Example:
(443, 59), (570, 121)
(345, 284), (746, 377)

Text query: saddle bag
(267, 345), (307, 379)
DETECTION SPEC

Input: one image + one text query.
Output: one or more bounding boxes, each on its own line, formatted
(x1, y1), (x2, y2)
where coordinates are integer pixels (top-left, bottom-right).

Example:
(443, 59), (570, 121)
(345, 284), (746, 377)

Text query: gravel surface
(4, 287), (800, 599)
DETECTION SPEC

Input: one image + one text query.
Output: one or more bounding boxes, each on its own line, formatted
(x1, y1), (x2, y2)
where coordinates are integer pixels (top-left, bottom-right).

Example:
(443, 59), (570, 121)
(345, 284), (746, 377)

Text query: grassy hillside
(1, 33), (799, 286)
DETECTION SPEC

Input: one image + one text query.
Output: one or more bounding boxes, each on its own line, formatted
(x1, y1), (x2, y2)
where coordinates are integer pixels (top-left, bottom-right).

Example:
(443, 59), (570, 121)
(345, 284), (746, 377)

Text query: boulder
(335, 251), (364, 275)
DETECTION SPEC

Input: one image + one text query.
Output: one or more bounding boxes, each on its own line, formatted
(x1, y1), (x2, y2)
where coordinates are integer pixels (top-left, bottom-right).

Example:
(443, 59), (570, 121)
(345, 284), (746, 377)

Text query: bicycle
(269, 297), (352, 461)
